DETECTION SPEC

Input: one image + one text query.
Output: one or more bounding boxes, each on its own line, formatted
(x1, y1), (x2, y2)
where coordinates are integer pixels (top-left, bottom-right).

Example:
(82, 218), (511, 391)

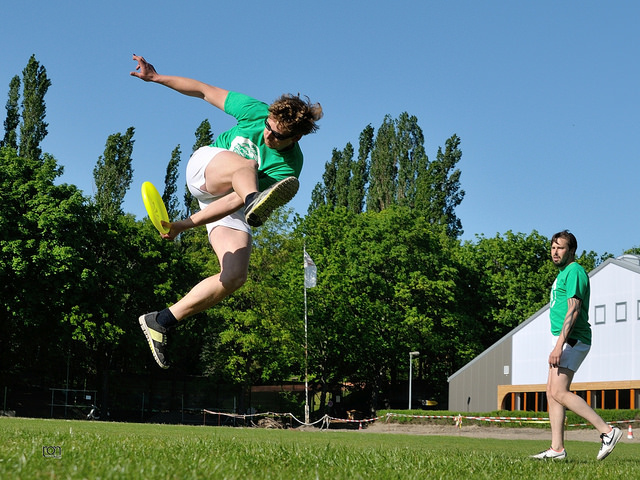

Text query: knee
(546, 382), (562, 403)
(219, 268), (248, 292)
(233, 152), (257, 171)
(547, 384), (570, 406)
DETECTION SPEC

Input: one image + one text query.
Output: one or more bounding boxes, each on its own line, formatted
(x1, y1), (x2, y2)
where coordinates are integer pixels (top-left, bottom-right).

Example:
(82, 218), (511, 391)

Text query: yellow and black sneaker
(244, 176), (299, 227)
(138, 312), (169, 369)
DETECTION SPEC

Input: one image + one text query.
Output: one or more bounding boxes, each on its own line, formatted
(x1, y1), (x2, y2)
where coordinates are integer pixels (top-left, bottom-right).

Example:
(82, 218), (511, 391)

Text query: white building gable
(512, 256), (640, 386)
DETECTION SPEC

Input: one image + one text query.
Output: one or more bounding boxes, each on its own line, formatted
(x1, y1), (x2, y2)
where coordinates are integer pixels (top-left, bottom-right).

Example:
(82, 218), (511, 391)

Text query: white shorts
(551, 334), (590, 372)
(186, 146), (251, 236)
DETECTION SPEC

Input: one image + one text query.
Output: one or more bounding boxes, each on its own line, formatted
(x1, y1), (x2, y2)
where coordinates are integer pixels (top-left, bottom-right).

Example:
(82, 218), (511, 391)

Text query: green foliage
(299, 206), (479, 411)
(163, 145), (182, 220)
(317, 114), (464, 238)
(18, 55), (51, 162)
(416, 134), (464, 237)
(92, 127), (135, 219)
(198, 208), (303, 387)
(1, 75), (20, 149)
(0, 147), (86, 373)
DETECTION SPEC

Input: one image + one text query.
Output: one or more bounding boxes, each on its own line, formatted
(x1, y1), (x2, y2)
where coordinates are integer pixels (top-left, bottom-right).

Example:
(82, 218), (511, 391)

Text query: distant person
(531, 230), (622, 460)
(130, 54), (323, 369)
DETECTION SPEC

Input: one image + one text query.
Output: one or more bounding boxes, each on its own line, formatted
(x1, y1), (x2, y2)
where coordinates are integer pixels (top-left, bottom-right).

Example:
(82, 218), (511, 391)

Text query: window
(616, 302), (627, 323)
(594, 305), (606, 325)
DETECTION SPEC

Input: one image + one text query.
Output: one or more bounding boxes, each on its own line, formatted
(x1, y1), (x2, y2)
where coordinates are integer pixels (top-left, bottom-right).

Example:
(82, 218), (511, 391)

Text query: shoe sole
(245, 177), (299, 227)
(138, 315), (169, 369)
(597, 428), (622, 460)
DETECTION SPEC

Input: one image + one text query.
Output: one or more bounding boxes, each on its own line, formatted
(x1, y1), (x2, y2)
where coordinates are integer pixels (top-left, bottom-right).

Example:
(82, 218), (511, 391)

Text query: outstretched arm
(130, 54), (229, 110)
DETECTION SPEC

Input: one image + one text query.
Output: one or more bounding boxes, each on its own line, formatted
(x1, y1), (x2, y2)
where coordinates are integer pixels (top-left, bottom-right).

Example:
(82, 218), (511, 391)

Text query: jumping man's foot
(244, 177), (299, 227)
(138, 312), (169, 369)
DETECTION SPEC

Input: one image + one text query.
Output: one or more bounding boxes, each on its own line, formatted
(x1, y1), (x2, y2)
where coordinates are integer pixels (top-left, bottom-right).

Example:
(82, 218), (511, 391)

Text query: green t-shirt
(213, 91), (303, 191)
(549, 261), (592, 345)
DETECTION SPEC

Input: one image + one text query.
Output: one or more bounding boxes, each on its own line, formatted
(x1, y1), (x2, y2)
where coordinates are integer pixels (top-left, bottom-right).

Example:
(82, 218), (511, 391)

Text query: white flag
(304, 250), (317, 288)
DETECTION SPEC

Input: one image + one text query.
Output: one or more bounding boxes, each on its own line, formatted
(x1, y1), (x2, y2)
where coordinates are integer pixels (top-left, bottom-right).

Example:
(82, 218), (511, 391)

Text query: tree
(321, 148), (340, 208)
(308, 182), (326, 213)
(395, 112), (428, 207)
(298, 206), (474, 412)
(335, 143), (353, 208)
(163, 145), (182, 221)
(93, 127), (135, 219)
(0, 146), (90, 382)
(366, 115), (396, 212)
(19, 55), (51, 162)
(347, 124), (373, 214)
(1, 75), (20, 149)
(198, 209), (302, 411)
(460, 231), (556, 343)
(416, 134), (465, 237)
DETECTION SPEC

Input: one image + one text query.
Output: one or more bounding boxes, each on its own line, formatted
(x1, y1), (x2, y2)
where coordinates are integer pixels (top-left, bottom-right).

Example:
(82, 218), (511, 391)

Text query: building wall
(512, 261), (640, 385)
(448, 256), (640, 413)
(448, 336), (512, 412)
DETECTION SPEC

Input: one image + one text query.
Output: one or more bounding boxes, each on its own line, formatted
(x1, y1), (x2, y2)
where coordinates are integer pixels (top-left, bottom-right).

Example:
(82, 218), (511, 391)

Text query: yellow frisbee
(141, 181), (170, 234)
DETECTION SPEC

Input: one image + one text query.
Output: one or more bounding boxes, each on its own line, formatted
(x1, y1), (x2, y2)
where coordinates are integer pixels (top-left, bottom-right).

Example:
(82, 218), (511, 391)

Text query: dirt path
(361, 421), (636, 445)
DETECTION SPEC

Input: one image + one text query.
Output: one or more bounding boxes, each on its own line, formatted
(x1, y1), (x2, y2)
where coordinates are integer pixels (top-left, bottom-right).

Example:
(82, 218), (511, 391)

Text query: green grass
(1, 417), (638, 479)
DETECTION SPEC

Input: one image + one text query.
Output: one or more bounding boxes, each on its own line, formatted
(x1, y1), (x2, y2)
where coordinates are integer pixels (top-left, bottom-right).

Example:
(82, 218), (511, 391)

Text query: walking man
(531, 230), (622, 460)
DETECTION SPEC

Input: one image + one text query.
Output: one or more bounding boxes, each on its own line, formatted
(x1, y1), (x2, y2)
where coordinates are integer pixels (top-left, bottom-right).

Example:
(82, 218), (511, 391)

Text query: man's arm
(548, 296), (582, 367)
(160, 192), (244, 240)
(130, 54), (228, 110)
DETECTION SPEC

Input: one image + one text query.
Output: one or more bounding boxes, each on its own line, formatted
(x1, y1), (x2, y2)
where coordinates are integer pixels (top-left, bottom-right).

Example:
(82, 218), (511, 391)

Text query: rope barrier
(201, 409), (639, 430)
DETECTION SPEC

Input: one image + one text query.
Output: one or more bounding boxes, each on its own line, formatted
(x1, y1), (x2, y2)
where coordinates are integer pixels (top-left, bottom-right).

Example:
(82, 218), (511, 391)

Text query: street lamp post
(408, 351), (420, 410)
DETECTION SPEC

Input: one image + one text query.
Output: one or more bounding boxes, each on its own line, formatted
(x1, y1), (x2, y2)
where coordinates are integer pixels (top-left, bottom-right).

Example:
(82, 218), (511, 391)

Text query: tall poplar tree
(416, 134), (464, 237)
(366, 115), (396, 212)
(1, 75), (20, 149)
(93, 127), (135, 219)
(395, 112), (428, 207)
(163, 145), (181, 221)
(335, 143), (353, 208)
(347, 124), (373, 214)
(322, 148), (340, 208)
(19, 55), (51, 162)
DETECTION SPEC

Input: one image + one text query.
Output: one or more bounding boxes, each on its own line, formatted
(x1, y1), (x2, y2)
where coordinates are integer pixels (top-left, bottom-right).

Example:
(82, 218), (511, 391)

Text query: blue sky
(3, 1), (638, 256)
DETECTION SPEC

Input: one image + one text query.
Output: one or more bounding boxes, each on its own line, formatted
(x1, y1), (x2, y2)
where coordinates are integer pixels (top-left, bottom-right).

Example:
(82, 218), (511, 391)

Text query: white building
(448, 255), (640, 412)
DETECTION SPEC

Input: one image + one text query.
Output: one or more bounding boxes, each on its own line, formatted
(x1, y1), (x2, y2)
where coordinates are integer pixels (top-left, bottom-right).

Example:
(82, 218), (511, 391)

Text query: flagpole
(303, 245), (309, 425)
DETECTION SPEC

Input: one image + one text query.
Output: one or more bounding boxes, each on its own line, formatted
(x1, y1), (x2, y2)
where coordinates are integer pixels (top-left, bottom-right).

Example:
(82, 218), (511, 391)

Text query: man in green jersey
(131, 55), (322, 369)
(531, 231), (622, 461)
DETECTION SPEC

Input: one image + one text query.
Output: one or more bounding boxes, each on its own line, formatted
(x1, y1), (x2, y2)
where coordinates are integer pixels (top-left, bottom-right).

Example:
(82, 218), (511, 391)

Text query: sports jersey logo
(229, 137), (262, 167)
(550, 278), (557, 308)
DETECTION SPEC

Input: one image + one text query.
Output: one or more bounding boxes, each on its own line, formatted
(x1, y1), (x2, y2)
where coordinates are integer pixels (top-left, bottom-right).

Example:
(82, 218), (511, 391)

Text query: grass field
(1, 417), (638, 479)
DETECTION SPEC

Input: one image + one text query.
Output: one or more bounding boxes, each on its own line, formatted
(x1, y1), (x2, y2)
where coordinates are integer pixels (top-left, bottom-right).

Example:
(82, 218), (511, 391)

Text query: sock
(156, 308), (178, 329)
(244, 192), (258, 208)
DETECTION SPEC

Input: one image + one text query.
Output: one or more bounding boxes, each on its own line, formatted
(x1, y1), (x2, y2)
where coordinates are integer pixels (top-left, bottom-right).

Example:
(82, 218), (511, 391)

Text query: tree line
(1, 56), (625, 416)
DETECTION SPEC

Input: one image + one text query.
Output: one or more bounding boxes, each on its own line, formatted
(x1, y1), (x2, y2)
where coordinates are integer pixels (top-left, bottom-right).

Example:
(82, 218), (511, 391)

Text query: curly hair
(268, 94), (323, 137)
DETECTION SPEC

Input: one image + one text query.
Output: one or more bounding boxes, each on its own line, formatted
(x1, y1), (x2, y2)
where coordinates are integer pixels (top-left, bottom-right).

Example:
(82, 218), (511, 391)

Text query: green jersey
(213, 91), (303, 191)
(549, 261), (592, 345)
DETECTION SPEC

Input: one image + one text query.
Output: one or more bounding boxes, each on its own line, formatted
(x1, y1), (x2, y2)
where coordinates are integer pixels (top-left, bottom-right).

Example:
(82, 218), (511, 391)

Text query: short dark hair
(551, 230), (577, 253)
